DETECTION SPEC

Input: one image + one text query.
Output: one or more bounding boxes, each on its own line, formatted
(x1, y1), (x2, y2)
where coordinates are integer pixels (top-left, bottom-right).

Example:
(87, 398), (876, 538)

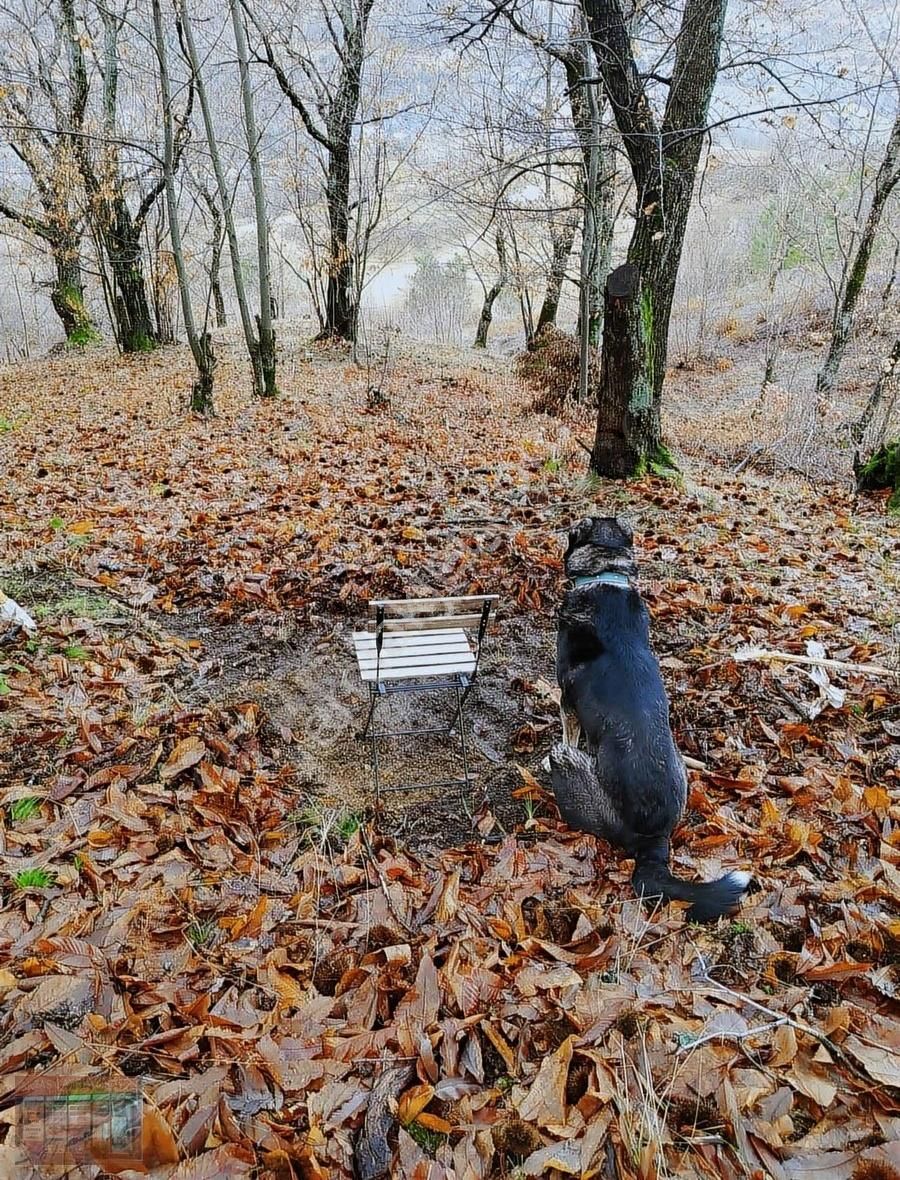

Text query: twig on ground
(359, 825), (416, 935)
(734, 645), (897, 679)
(732, 444), (765, 475)
(676, 1016), (788, 1054)
(771, 679), (814, 720)
(683, 755), (707, 771)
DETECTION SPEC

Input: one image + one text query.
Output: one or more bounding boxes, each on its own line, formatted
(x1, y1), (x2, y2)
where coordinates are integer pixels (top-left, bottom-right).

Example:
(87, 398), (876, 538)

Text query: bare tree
(0, 4), (99, 345)
(230, 0), (277, 395)
(178, 0), (270, 395)
(152, 0), (214, 412)
(249, 0), (376, 343)
(815, 108), (900, 403)
(852, 334), (900, 450)
(473, 224), (508, 348)
(58, 0), (184, 353)
(199, 187), (227, 329)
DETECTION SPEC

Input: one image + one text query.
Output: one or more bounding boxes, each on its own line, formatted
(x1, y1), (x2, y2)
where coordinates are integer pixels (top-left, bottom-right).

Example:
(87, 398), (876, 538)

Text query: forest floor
(0, 334), (899, 1179)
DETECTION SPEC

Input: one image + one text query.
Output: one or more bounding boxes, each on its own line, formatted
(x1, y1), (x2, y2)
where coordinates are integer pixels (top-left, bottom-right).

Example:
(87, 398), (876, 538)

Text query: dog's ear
(567, 517), (595, 550)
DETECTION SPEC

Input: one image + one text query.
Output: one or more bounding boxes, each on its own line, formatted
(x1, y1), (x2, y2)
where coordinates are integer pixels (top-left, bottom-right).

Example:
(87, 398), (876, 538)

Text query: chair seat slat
(357, 652), (476, 682)
(353, 631), (471, 658)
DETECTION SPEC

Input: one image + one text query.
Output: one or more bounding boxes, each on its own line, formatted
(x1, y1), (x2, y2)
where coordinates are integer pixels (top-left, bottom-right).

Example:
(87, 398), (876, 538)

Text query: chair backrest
(366, 594), (498, 636)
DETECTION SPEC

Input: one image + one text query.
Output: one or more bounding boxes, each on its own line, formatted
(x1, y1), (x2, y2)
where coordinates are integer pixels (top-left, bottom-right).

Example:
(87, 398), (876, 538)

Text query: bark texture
(584, 0), (727, 477)
(816, 112), (900, 402)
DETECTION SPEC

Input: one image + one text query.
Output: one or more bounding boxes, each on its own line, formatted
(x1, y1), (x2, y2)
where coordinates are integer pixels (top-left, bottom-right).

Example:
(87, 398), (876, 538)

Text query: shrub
(515, 325), (599, 414)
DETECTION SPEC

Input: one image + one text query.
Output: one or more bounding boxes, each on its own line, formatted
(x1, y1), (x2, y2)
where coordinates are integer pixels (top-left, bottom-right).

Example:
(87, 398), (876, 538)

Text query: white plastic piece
(0, 591), (37, 633)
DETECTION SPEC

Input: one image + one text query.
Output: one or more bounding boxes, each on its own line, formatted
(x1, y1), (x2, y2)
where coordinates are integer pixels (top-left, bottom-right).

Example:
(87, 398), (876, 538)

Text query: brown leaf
(159, 736), (207, 782)
(397, 1083), (435, 1127)
(845, 1034), (900, 1087)
(789, 1055), (837, 1108)
(516, 1035), (574, 1128)
(138, 1105), (181, 1168)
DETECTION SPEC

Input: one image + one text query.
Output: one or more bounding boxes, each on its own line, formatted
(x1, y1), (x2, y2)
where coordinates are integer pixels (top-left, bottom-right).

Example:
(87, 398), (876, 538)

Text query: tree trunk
(181, 0), (262, 390)
(536, 216), (577, 335)
(592, 123), (617, 345)
(51, 243), (98, 345)
(562, 26), (609, 350)
(591, 264), (665, 475)
(230, 0), (277, 395)
(153, 0), (214, 413)
(211, 227), (227, 328)
(474, 227), (508, 348)
(322, 138), (357, 340)
(816, 111), (900, 402)
(584, 0), (727, 477)
(852, 334), (900, 449)
(109, 229), (157, 352)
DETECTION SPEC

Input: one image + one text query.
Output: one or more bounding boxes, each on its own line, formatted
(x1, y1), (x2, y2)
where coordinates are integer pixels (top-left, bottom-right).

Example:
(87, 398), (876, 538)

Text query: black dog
(550, 516), (750, 922)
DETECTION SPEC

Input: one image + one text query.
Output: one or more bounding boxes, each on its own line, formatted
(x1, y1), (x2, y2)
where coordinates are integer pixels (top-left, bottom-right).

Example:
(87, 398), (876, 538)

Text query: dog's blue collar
(571, 572), (631, 590)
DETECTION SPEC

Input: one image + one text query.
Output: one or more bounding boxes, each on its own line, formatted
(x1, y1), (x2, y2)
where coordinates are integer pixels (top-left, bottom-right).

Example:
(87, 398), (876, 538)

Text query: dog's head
(564, 516), (638, 580)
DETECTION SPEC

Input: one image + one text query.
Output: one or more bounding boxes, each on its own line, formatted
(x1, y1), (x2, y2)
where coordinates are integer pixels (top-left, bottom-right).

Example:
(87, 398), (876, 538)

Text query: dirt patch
(165, 610), (557, 847)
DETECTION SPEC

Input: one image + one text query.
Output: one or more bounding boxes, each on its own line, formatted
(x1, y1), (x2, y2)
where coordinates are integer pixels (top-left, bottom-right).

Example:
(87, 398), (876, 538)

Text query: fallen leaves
(2, 344), (900, 1178)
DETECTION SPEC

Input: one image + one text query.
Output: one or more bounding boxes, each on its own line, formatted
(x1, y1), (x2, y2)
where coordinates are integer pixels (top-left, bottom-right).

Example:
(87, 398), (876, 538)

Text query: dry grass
(515, 326), (600, 414)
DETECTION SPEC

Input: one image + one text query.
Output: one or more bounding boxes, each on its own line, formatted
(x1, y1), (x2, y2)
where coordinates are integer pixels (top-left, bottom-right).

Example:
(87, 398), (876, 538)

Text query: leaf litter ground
(1, 340), (900, 1179)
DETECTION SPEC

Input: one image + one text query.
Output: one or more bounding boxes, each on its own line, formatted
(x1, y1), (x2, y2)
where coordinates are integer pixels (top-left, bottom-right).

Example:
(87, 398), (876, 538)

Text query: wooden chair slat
(367, 613), (484, 633)
(357, 650), (477, 681)
(368, 594), (497, 617)
(353, 631), (471, 658)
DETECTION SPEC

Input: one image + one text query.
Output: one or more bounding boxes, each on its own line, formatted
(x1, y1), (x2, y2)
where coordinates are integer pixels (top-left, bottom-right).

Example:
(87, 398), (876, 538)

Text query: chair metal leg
(370, 693), (382, 807)
(454, 684), (472, 792)
(358, 685), (378, 740)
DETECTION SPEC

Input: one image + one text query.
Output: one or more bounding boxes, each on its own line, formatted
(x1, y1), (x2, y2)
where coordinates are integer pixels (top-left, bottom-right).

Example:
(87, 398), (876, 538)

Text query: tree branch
(0, 198), (55, 243)
(241, 3), (334, 151)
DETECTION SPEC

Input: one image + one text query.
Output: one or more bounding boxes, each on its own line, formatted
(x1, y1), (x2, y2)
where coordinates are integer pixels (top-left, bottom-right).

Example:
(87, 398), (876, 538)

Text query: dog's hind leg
(548, 743), (625, 845)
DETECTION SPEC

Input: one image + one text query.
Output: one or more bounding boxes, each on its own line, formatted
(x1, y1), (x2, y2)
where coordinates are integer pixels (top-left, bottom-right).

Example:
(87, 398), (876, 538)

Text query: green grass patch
(406, 1120), (448, 1156)
(13, 867), (56, 889)
(63, 645), (90, 661)
(9, 797), (41, 823)
(290, 803), (362, 849)
(186, 919), (218, 948)
(32, 593), (113, 621)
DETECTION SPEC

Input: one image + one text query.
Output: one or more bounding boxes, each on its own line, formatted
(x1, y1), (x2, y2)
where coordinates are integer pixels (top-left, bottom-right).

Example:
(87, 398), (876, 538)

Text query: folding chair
(352, 594), (498, 803)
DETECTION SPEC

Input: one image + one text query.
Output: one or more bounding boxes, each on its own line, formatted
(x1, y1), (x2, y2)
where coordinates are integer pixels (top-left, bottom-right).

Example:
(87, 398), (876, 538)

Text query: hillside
(1, 339), (899, 1178)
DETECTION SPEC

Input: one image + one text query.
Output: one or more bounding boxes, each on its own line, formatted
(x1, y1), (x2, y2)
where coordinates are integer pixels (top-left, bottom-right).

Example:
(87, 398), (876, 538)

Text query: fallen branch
(676, 1016), (788, 1054)
(682, 755), (707, 771)
(733, 645), (897, 679)
(771, 679), (814, 721)
(694, 955), (873, 1084)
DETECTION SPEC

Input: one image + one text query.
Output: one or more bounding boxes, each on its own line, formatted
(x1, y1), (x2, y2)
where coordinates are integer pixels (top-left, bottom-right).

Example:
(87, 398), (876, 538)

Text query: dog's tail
(632, 839), (750, 923)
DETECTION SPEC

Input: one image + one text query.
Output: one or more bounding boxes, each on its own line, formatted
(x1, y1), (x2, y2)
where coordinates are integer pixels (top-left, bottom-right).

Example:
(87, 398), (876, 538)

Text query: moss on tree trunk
(51, 253), (100, 347)
(856, 441), (900, 512)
